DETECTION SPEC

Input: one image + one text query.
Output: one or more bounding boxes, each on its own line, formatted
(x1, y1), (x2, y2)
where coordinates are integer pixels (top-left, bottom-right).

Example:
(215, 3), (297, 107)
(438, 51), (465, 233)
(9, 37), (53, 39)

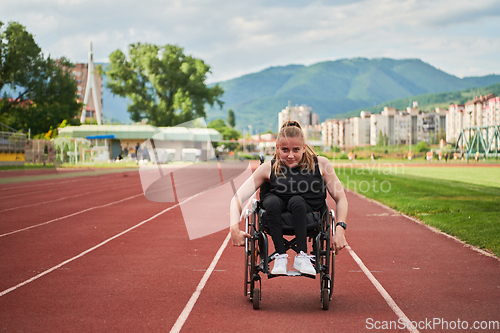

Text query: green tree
(208, 118), (227, 132)
(105, 43), (224, 126)
(227, 108), (235, 128)
(208, 118), (241, 151)
(0, 21), (81, 135)
(221, 127), (240, 141)
(376, 130), (384, 147)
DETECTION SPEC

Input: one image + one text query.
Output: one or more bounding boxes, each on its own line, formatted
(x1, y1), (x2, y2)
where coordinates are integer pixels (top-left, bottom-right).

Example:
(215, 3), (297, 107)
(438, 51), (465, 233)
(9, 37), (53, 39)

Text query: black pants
(262, 193), (312, 254)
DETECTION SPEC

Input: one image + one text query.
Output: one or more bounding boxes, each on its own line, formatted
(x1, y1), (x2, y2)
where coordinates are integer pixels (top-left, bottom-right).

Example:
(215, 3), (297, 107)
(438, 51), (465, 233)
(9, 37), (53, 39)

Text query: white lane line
(0, 201), (182, 297)
(0, 182), (215, 297)
(0, 192), (144, 238)
(0, 177), (83, 191)
(170, 232), (231, 333)
(346, 245), (420, 333)
(0, 176), (121, 200)
(0, 183), (136, 213)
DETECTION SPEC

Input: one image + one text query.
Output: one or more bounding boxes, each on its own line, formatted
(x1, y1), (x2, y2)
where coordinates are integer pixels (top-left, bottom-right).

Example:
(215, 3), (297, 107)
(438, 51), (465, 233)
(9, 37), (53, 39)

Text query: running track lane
(1, 168), (499, 332)
(0, 170), (235, 331)
(174, 191), (500, 332)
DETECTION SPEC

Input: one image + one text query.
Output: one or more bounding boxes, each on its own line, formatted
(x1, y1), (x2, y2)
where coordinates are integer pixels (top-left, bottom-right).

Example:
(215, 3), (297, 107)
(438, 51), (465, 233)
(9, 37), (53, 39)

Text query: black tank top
(269, 156), (326, 211)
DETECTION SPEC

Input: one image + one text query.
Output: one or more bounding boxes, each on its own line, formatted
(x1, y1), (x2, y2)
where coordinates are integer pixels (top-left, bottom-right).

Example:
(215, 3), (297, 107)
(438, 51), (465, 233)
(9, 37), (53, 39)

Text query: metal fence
(0, 122), (26, 154)
(24, 140), (57, 164)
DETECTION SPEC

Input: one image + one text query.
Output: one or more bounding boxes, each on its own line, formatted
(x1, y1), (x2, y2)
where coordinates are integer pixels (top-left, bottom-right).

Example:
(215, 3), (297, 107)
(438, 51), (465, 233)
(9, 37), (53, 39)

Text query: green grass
(402, 166), (500, 188)
(335, 165), (500, 257)
(0, 161), (139, 171)
(0, 163), (56, 171)
(58, 161), (139, 169)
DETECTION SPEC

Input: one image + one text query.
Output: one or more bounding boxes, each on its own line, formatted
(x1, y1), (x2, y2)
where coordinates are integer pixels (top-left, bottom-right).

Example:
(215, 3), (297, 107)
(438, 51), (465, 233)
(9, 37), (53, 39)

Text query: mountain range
(99, 58), (500, 133)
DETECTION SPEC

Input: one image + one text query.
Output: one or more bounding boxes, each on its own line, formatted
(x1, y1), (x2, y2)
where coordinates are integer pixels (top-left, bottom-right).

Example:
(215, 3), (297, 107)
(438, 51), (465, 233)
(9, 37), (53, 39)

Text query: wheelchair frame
(244, 198), (336, 310)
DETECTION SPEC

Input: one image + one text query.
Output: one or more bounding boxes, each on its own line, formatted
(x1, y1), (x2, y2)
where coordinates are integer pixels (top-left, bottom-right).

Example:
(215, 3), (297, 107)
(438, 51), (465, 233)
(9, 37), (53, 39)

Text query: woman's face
(277, 136), (304, 168)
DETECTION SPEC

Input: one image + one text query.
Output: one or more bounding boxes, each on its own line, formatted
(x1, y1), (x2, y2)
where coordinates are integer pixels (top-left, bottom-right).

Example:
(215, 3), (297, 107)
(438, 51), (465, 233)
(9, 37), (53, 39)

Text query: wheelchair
(244, 191), (336, 310)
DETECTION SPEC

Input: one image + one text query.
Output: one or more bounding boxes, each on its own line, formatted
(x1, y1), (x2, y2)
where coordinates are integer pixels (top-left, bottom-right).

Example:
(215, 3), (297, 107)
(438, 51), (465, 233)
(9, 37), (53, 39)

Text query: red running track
(0, 166), (499, 332)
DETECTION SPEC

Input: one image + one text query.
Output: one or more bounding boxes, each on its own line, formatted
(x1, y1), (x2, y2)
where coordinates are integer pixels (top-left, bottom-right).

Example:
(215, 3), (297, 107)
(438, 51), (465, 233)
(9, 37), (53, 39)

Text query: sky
(1, 0), (500, 83)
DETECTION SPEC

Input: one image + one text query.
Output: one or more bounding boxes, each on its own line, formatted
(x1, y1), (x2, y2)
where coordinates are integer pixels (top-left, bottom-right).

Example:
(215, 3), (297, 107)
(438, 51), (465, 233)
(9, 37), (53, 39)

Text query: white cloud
(1, 0), (499, 82)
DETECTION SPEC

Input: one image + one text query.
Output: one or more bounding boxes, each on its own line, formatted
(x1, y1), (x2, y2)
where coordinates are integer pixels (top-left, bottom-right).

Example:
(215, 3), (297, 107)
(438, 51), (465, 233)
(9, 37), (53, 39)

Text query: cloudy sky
(1, 0), (500, 83)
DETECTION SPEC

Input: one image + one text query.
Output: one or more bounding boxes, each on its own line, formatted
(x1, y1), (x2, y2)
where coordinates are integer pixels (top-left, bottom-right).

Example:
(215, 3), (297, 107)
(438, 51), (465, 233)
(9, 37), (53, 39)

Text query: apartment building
(320, 94), (499, 149)
(463, 94), (495, 128)
(321, 119), (343, 147)
(446, 104), (464, 143)
(349, 111), (371, 146)
(322, 102), (449, 148)
(369, 107), (414, 146)
(446, 95), (499, 144)
(278, 103), (321, 140)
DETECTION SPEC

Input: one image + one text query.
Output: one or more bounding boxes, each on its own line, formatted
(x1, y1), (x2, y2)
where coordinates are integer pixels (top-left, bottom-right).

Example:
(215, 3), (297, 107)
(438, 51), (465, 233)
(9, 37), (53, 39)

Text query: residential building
(321, 119), (341, 148)
(446, 104), (464, 144)
(351, 111), (371, 146)
(464, 94), (495, 128)
(278, 103), (321, 140)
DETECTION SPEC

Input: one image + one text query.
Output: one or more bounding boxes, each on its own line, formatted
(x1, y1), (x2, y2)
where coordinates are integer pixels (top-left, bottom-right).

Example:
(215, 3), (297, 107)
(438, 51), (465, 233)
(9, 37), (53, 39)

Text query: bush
(338, 153), (349, 160)
(238, 153), (259, 160)
(416, 141), (429, 153)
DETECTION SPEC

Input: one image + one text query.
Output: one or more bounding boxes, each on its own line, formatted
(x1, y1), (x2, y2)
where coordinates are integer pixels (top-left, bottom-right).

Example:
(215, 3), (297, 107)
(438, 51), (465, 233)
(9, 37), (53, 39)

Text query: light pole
(408, 118), (412, 161)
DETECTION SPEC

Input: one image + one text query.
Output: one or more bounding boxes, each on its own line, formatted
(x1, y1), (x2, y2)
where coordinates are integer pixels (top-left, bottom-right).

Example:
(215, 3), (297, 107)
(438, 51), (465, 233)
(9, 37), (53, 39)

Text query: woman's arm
(230, 161), (271, 246)
(318, 156), (348, 254)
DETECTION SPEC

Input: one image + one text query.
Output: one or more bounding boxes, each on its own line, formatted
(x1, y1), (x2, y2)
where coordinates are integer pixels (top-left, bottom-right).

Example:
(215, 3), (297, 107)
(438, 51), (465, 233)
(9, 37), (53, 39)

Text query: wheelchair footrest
(268, 271), (316, 279)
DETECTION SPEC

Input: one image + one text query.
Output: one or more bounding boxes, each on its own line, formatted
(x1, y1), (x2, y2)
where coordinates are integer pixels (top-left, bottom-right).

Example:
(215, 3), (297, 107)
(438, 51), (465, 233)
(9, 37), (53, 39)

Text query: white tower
(80, 42), (102, 125)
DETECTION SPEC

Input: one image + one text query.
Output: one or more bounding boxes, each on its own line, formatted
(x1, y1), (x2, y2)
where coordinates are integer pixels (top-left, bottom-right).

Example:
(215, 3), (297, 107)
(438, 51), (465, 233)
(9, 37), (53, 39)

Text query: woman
(230, 120), (348, 275)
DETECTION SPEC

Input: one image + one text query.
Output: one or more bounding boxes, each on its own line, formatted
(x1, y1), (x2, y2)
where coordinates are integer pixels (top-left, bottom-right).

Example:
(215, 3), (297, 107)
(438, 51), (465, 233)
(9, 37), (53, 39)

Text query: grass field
(400, 166), (500, 188)
(335, 164), (500, 257)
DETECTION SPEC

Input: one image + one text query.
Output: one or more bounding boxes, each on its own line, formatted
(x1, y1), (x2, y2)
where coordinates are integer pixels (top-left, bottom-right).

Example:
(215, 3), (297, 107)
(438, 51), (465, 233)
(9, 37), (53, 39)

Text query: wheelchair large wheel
(244, 241), (251, 297)
(320, 258), (334, 310)
(319, 224), (333, 309)
(247, 220), (260, 303)
(331, 253), (335, 293)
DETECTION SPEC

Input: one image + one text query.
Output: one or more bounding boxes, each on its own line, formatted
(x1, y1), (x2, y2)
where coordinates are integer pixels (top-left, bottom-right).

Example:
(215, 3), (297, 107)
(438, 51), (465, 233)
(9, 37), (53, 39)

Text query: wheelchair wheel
(253, 288), (260, 310)
(331, 253), (335, 294)
(321, 288), (329, 310)
(244, 242), (251, 297)
(247, 221), (259, 303)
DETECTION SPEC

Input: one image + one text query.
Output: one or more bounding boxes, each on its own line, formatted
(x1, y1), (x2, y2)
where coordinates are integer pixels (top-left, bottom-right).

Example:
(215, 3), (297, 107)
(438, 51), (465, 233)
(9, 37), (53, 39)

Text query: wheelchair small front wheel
(253, 288), (260, 310)
(321, 288), (329, 310)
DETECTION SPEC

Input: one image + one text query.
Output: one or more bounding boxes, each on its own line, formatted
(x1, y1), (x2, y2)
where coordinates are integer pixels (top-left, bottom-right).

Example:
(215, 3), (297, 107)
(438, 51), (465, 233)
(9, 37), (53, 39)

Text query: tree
(105, 43), (224, 126)
(208, 118), (241, 151)
(0, 21), (81, 135)
(227, 108), (235, 128)
(207, 118), (227, 133)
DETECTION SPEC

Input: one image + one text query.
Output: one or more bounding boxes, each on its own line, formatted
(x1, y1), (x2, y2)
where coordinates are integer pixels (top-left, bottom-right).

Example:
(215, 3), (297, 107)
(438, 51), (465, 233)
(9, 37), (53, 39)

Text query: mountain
(96, 58), (500, 131)
(207, 58), (500, 133)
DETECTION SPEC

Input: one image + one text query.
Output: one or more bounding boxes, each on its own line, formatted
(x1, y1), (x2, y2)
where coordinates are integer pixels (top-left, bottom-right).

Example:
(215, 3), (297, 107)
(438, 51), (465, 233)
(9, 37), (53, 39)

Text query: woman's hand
(332, 226), (347, 255)
(231, 229), (251, 246)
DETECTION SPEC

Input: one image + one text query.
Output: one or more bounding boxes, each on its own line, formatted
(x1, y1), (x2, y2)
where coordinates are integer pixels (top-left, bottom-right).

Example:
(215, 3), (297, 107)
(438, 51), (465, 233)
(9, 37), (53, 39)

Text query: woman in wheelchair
(230, 120), (348, 276)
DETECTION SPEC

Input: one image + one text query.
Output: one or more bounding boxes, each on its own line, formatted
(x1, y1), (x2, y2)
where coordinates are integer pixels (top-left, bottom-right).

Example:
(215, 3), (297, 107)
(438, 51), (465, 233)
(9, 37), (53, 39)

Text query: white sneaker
(293, 251), (316, 275)
(271, 253), (288, 275)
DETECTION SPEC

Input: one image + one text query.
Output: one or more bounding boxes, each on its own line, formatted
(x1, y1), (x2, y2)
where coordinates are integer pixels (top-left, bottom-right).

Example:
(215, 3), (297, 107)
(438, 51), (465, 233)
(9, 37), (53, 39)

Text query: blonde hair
(273, 120), (317, 176)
